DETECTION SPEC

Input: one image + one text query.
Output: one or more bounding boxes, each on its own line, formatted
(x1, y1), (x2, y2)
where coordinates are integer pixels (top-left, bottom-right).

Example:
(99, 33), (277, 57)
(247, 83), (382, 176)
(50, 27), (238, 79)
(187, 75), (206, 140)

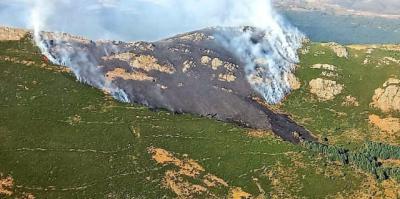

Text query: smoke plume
(2, 0), (304, 104)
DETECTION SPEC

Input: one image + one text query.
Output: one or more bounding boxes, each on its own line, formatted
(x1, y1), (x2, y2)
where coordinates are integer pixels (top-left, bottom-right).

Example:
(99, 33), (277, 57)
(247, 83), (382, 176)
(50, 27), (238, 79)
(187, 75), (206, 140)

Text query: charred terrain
(1, 27), (400, 198)
(43, 27), (314, 143)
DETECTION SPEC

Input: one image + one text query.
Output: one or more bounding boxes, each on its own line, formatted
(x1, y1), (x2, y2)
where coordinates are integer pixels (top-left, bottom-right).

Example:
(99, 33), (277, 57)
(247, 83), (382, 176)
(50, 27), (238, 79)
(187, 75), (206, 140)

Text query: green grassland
(0, 37), (398, 198)
(282, 43), (400, 148)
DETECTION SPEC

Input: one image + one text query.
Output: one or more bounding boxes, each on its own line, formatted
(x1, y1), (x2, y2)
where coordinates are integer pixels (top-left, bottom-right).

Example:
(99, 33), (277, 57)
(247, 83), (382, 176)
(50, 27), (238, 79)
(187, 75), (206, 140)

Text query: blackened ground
(45, 27), (316, 143)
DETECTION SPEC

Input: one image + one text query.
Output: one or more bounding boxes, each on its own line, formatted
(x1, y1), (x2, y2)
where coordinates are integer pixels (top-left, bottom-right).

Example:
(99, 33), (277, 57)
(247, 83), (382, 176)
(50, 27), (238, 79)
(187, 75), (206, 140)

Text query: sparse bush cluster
(302, 141), (400, 181)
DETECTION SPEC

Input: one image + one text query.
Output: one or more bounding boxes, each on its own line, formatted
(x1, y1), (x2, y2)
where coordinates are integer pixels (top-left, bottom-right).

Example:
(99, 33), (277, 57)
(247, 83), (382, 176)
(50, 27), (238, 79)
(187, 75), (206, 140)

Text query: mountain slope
(42, 27), (313, 143)
(1, 28), (400, 198)
(282, 42), (400, 147)
(0, 30), (370, 199)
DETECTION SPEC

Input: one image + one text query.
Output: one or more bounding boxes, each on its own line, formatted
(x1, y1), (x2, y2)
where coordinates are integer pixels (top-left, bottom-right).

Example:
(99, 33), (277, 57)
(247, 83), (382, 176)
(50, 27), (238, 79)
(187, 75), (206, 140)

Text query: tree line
(301, 141), (400, 181)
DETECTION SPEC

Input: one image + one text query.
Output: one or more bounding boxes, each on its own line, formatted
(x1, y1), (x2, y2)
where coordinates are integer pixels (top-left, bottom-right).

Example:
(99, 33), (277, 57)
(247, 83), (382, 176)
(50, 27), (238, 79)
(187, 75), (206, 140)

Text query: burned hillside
(40, 27), (314, 143)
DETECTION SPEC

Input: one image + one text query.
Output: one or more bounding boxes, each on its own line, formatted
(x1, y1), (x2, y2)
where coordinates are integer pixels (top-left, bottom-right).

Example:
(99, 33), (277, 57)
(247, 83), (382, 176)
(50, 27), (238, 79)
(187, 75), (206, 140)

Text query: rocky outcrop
(286, 73), (301, 90)
(218, 73), (236, 82)
(130, 54), (176, 74)
(175, 32), (214, 42)
(105, 68), (154, 82)
(309, 78), (343, 101)
(103, 53), (175, 74)
(311, 64), (338, 78)
(311, 64), (337, 71)
(322, 42), (348, 58)
(371, 78), (400, 112)
(182, 60), (195, 73)
(342, 95), (359, 107)
(200, 56), (225, 70)
(0, 174), (13, 196)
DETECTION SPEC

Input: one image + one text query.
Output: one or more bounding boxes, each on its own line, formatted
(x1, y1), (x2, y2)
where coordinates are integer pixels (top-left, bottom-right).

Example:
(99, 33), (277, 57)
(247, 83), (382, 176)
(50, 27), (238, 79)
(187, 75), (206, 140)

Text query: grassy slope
(282, 43), (400, 148)
(0, 38), (364, 198)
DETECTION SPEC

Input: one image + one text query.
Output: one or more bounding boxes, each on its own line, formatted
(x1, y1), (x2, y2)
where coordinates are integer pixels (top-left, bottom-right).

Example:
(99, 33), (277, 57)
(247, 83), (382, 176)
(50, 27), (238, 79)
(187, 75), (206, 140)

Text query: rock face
(39, 27), (314, 143)
(309, 78), (343, 101)
(322, 42), (348, 58)
(371, 78), (400, 112)
(0, 27), (28, 41)
(342, 95), (359, 107)
(286, 73), (301, 90)
(311, 64), (337, 71)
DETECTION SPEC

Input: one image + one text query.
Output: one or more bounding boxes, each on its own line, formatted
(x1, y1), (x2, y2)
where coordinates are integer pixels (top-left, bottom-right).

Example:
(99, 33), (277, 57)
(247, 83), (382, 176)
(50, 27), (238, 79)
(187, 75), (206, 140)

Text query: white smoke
(24, 0), (303, 104)
(217, 26), (304, 103)
(29, 0), (131, 102)
(30, 1), (58, 64)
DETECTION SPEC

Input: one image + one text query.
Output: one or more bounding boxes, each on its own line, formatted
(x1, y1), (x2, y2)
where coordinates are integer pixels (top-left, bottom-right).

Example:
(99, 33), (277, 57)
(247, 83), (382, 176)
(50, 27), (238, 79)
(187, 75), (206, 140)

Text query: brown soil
(369, 114), (400, 135)
(369, 114), (400, 144)
(380, 159), (400, 167)
(228, 187), (252, 199)
(148, 147), (177, 164)
(0, 27), (28, 41)
(148, 147), (204, 177)
(149, 147), (205, 178)
(148, 147), (249, 198)
(164, 170), (208, 198)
